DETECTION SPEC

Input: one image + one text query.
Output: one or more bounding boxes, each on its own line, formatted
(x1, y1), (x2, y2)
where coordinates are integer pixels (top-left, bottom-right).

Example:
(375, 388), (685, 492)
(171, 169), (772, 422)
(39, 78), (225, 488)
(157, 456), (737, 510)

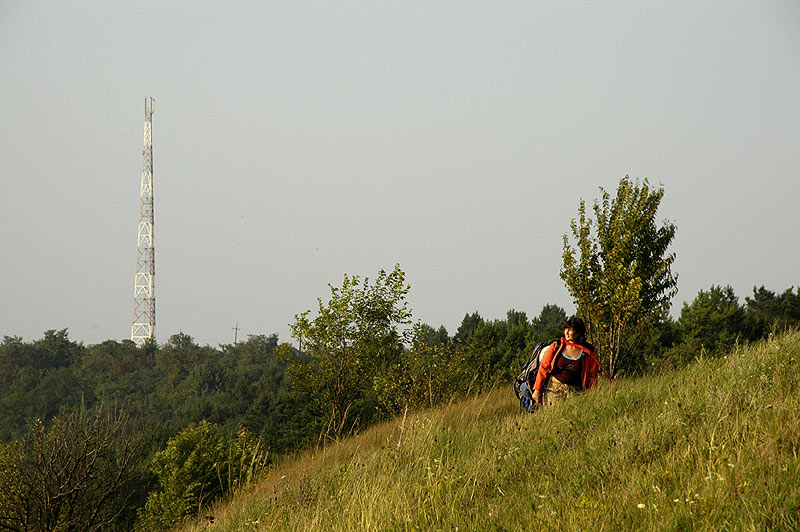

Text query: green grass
(181, 331), (800, 532)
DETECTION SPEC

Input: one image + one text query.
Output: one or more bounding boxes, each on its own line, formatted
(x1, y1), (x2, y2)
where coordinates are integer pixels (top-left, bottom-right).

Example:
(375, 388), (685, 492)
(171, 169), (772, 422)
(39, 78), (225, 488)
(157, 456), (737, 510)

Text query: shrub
(376, 335), (476, 415)
(0, 404), (143, 532)
(137, 421), (268, 531)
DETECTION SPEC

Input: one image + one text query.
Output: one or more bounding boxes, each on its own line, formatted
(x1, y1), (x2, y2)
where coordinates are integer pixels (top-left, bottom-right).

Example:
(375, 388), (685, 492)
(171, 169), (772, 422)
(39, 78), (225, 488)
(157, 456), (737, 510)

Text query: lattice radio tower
(131, 97), (156, 344)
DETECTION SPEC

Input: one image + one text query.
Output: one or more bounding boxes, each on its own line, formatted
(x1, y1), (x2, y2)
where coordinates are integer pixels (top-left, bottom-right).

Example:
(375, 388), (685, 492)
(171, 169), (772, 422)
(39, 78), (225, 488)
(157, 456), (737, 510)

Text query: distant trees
(0, 331), (85, 442)
(678, 285), (747, 354)
(561, 177), (678, 376)
(530, 304), (568, 343)
(646, 284), (800, 369)
(745, 286), (800, 338)
(0, 328), (320, 531)
(453, 312), (483, 345)
(460, 310), (529, 383)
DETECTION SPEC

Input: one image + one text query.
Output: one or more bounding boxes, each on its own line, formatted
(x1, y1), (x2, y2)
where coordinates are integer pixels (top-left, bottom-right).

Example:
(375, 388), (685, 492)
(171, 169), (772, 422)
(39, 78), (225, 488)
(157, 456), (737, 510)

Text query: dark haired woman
(531, 316), (599, 406)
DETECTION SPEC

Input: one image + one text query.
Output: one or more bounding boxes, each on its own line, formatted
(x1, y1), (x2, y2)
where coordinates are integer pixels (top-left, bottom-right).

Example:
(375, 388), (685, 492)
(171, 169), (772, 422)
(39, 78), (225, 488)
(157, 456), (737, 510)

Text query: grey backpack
(513, 341), (554, 411)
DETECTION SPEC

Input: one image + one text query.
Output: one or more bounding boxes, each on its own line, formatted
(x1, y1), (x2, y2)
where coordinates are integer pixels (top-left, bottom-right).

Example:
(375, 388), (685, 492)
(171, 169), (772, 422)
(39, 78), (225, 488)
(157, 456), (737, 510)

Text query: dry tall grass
(181, 330), (800, 532)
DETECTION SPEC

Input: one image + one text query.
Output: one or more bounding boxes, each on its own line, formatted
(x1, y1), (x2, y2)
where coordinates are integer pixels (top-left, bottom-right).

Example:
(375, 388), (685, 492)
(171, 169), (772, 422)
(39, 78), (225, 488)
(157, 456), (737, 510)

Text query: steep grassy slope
(182, 331), (800, 532)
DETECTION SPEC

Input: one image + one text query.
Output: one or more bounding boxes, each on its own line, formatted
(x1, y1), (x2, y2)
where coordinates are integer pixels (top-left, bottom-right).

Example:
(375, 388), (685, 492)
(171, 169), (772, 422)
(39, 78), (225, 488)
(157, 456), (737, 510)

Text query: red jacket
(533, 338), (599, 392)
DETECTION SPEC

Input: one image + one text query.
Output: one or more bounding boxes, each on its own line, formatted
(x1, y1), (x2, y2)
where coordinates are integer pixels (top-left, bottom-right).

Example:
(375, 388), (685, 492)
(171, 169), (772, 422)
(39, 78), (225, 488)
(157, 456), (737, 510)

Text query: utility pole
(233, 323), (240, 345)
(131, 97), (156, 344)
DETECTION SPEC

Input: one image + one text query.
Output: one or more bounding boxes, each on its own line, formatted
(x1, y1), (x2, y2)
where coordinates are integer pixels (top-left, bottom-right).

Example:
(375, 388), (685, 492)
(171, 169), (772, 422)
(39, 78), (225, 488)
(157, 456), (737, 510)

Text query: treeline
(0, 332), (314, 449)
(2, 283), (796, 440)
(0, 283), (798, 531)
(643, 284), (800, 369)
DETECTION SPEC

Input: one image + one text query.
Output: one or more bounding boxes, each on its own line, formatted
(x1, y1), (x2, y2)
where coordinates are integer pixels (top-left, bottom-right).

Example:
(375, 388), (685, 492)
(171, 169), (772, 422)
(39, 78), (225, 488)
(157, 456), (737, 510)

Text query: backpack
(513, 341), (553, 412)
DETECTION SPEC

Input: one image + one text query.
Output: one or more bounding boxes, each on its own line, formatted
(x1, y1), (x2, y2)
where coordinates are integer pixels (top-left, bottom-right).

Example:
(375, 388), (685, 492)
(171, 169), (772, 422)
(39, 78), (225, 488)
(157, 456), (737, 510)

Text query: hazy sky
(2, 1), (798, 347)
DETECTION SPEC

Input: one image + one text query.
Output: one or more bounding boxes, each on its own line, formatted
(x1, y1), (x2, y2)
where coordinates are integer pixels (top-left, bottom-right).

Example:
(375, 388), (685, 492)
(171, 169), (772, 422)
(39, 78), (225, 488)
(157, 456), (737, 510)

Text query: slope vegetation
(182, 331), (800, 532)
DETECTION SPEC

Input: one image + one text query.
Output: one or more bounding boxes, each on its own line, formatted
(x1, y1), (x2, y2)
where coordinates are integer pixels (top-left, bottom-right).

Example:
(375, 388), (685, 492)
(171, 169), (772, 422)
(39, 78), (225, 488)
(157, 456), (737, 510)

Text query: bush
(137, 421), (269, 531)
(0, 404), (143, 532)
(375, 334), (477, 415)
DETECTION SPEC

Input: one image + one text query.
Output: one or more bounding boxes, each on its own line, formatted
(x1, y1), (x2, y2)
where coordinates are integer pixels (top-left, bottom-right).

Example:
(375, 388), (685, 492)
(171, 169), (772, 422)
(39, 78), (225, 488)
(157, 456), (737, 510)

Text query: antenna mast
(131, 97), (156, 344)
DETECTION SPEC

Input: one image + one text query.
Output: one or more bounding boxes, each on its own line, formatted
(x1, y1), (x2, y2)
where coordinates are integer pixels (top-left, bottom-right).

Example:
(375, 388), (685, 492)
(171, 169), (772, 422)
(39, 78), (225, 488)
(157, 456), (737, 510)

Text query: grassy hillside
(181, 331), (800, 532)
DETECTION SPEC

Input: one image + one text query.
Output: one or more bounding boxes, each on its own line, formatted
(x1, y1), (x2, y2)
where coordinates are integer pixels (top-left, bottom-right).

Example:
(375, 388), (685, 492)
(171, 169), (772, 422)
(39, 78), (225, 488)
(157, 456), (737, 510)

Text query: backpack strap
(562, 339), (614, 384)
(549, 338), (566, 373)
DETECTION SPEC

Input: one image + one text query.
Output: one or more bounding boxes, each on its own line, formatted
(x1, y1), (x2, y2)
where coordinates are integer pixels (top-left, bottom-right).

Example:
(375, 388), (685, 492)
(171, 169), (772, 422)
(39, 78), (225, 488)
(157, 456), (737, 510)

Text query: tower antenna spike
(131, 97), (156, 344)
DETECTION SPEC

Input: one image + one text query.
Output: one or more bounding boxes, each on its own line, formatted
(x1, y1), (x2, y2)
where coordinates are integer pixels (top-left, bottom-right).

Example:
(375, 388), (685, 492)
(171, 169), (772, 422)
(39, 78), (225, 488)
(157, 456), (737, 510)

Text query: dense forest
(1, 283), (798, 531)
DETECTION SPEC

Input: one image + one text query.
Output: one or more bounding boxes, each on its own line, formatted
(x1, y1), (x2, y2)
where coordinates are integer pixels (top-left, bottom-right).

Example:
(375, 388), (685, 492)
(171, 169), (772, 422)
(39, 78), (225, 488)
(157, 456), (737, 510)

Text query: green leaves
(285, 264), (413, 439)
(138, 421), (268, 532)
(678, 285), (748, 354)
(561, 177), (678, 376)
(375, 325), (471, 415)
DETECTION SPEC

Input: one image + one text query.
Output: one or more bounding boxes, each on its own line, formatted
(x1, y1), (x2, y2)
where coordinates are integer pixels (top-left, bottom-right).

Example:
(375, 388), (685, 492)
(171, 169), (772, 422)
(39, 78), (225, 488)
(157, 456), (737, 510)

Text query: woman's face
(564, 326), (579, 342)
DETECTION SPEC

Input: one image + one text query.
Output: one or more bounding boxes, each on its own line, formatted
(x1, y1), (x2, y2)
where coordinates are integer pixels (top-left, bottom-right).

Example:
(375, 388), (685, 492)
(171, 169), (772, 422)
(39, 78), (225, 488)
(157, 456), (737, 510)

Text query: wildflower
(637, 503), (646, 509)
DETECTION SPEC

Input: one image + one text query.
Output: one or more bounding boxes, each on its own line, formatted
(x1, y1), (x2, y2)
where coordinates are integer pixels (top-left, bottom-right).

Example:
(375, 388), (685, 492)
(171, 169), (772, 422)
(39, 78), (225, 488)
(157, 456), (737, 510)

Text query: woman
(531, 316), (599, 406)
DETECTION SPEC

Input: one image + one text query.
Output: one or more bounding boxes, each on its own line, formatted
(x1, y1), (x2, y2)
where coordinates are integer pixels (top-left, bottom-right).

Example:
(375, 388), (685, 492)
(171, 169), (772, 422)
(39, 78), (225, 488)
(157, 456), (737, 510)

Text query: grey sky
(2, 1), (798, 347)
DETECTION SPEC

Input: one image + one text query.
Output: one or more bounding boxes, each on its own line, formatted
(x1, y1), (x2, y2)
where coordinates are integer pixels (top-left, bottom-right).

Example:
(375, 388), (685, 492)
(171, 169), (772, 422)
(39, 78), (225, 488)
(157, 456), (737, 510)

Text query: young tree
(283, 264), (412, 439)
(561, 177), (678, 376)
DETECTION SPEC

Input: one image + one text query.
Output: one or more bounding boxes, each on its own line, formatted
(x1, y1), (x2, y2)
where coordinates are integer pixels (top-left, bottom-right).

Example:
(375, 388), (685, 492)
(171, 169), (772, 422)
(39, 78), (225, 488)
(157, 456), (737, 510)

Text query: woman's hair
(564, 316), (587, 339)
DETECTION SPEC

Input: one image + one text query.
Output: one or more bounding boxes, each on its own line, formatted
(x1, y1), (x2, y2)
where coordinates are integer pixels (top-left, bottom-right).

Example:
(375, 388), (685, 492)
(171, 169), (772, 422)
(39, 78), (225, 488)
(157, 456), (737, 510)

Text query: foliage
(561, 176), (678, 376)
(639, 315), (682, 371)
(462, 310), (531, 384)
(0, 329), (318, 531)
(0, 403), (144, 532)
(453, 312), (483, 345)
(677, 285), (749, 353)
(0, 443), (22, 531)
(141, 420), (225, 531)
(412, 323), (450, 347)
(283, 264), (412, 439)
(746, 285), (800, 338)
(530, 303), (568, 344)
(651, 285), (768, 370)
(137, 421), (269, 532)
(0, 331), (86, 442)
(375, 325), (475, 415)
